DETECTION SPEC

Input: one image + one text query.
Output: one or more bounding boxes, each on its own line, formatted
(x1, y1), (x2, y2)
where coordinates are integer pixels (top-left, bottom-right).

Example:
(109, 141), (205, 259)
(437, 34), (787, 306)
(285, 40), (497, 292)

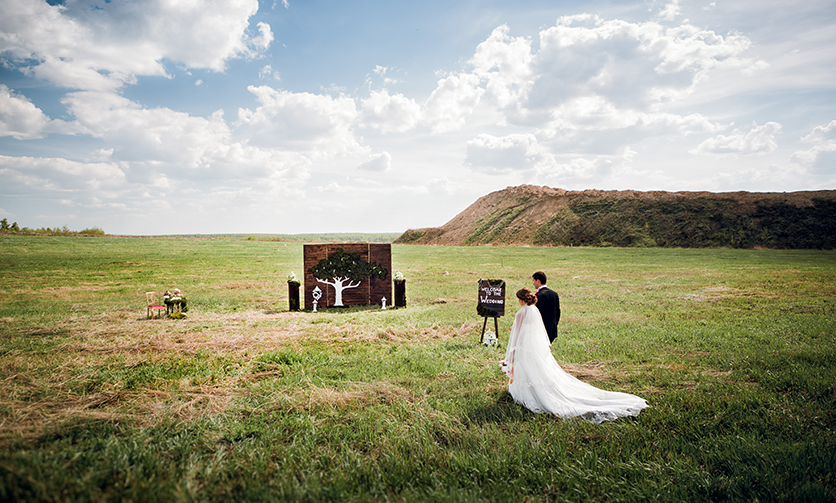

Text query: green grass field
(1, 235), (834, 502)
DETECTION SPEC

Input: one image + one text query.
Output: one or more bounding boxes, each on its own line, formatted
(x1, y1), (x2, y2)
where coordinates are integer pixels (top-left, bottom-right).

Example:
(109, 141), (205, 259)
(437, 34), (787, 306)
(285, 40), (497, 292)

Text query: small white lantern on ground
(312, 286), (322, 312)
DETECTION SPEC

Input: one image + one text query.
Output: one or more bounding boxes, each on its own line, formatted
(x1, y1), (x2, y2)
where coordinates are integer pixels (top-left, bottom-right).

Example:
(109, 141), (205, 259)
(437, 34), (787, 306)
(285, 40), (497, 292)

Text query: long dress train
(501, 305), (648, 423)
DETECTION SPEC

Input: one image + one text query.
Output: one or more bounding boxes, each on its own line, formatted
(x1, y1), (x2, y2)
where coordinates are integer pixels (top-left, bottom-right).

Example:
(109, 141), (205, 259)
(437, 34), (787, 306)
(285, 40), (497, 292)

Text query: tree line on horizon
(0, 218), (104, 236)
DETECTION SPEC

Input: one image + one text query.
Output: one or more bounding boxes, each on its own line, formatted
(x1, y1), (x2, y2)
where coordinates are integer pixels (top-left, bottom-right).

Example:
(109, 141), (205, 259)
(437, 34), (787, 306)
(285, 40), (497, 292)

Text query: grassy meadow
(0, 234), (834, 502)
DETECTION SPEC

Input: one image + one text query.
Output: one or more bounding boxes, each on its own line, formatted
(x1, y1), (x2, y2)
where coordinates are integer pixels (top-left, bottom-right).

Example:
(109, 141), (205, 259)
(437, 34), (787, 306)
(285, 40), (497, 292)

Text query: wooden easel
(480, 315), (499, 343)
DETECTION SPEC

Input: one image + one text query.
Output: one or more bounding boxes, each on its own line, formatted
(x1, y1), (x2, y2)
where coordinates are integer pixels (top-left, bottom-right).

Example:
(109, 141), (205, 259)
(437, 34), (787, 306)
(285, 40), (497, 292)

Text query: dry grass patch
(37, 310), (312, 357)
(370, 321), (480, 343)
(287, 381), (415, 413)
(0, 373), (262, 446)
(0, 308), (480, 446)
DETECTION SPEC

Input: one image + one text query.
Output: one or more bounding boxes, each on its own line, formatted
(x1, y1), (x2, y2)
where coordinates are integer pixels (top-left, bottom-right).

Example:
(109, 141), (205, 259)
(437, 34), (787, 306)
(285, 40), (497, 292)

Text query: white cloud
(464, 133), (546, 174)
(536, 109), (724, 157)
(690, 121), (782, 156)
(635, 112), (724, 136)
(360, 89), (421, 133)
(0, 154), (127, 192)
(0, 0), (267, 91)
(658, 1), (681, 21)
(533, 156), (616, 184)
(259, 65), (281, 81)
(798, 120), (836, 144)
(421, 13), (758, 160)
(61, 91), (310, 187)
(368, 65), (402, 85)
(423, 73), (484, 133)
(427, 176), (457, 196)
(709, 163), (807, 191)
(238, 86), (365, 159)
(251, 22), (274, 51)
(357, 151), (392, 172)
(469, 25), (533, 110)
(0, 85), (60, 139)
(523, 14), (760, 119)
(790, 120), (836, 173)
(541, 95), (722, 136)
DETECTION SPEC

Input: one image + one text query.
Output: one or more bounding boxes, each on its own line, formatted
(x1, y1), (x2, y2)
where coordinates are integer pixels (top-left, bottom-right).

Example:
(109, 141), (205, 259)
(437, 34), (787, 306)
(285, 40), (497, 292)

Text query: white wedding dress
(501, 305), (648, 423)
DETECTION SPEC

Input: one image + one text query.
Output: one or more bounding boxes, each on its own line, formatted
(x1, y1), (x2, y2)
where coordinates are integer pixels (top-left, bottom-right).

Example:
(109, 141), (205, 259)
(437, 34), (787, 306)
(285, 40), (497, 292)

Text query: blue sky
(1, 0), (835, 235)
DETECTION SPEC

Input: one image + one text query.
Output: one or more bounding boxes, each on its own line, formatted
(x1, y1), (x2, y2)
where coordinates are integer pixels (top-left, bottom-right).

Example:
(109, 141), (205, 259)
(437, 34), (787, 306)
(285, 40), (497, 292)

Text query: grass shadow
(462, 390), (537, 426)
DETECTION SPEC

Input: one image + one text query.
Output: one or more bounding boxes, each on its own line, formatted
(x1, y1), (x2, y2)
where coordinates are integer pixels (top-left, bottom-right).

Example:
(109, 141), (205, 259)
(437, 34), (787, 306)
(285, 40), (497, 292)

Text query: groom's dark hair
(533, 271), (547, 284)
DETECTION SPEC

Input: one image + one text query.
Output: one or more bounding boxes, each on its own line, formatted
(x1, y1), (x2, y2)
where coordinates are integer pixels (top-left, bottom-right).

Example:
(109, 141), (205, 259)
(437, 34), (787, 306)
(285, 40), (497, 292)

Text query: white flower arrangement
(482, 329), (497, 346)
(287, 271), (299, 284)
(393, 269), (404, 281)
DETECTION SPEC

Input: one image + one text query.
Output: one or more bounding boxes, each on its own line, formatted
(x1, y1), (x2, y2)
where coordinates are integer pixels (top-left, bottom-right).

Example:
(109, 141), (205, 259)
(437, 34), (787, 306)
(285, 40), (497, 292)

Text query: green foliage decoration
(308, 248), (388, 282)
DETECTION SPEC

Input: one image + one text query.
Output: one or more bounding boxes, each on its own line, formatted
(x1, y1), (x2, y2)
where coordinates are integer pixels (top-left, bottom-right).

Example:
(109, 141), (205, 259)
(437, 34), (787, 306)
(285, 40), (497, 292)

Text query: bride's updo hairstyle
(516, 287), (537, 306)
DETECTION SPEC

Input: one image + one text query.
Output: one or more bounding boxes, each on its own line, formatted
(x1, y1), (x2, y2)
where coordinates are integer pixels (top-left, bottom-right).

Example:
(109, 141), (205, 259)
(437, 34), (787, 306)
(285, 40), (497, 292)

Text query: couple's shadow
(463, 390), (540, 426)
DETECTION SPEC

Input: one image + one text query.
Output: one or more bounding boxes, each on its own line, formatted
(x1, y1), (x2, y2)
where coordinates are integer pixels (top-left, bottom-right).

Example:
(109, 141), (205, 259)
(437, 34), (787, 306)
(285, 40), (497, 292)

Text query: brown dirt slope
(395, 185), (836, 248)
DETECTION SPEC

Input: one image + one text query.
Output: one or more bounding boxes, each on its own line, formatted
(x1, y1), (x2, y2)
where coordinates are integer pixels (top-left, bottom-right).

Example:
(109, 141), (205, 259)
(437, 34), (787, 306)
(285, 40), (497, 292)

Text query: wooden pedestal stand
(288, 282), (300, 311)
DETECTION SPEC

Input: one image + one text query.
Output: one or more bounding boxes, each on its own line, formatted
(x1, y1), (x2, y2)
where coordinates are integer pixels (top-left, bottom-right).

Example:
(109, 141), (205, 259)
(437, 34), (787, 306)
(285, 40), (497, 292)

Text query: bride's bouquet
(499, 359), (511, 377)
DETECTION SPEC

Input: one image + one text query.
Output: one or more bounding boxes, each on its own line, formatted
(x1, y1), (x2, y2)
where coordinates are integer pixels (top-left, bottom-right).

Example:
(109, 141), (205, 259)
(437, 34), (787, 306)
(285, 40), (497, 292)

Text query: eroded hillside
(395, 185), (836, 248)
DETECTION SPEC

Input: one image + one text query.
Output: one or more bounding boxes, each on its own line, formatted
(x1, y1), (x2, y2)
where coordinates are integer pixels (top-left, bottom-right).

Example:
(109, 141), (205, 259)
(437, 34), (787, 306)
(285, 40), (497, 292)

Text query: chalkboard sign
(477, 279), (505, 317)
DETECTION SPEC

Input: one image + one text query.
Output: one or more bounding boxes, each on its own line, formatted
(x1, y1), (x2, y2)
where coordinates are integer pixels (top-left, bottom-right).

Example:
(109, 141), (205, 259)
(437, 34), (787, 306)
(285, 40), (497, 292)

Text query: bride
(501, 288), (648, 423)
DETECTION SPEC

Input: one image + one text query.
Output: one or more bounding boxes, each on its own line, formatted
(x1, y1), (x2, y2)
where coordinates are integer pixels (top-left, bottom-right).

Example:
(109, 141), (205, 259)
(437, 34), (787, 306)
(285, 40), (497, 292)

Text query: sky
(1, 0), (835, 235)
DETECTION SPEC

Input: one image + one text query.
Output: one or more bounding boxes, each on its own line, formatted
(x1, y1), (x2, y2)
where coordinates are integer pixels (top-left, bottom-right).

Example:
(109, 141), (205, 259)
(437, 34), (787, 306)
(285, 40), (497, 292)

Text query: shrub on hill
(532, 198), (836, 249)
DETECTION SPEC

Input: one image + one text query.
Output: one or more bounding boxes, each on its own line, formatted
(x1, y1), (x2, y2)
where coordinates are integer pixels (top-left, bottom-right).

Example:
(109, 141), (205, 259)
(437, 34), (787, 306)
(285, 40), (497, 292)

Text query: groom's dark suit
(535, 286), (560, 343)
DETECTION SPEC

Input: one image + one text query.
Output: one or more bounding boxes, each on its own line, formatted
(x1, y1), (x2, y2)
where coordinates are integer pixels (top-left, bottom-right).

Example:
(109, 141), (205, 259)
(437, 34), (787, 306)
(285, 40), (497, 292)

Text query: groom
(533, 271), (560, 344)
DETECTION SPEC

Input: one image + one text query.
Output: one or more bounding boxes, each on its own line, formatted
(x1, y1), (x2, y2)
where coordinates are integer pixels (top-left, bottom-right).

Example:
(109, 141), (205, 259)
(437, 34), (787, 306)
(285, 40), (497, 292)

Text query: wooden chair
(146, 292), (166, 319)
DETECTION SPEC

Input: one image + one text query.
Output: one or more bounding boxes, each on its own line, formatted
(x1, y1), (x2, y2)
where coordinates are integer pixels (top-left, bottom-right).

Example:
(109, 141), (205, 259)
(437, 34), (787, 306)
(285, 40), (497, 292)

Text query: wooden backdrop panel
(369, 243), (392, 306)
(303, 243), (391, 309)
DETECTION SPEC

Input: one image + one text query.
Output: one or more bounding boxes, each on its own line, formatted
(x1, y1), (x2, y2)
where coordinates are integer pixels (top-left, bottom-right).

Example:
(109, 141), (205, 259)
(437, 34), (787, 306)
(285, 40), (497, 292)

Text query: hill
(395, 185), (836, 249)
